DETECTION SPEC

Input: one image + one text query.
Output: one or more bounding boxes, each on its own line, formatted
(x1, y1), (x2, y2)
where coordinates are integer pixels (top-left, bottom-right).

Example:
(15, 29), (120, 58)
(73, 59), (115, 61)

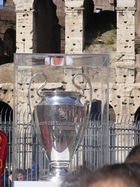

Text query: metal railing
(0, 109), (140, 185)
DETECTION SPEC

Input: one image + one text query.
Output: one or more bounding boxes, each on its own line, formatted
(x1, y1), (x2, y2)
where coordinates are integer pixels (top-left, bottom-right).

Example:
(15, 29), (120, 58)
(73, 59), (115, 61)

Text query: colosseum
(0, 0), (140, 178)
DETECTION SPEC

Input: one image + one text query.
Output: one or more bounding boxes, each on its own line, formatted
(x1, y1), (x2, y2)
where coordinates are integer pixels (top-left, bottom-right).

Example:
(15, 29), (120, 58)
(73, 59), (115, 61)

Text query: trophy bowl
(28, 73), (92, 182)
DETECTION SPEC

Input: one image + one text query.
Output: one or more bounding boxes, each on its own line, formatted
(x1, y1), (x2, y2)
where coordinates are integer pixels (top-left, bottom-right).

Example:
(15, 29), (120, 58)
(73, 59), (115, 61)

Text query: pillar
(115, 0), (136, 162)
(116, 0), (136, 62)
(13, 0), (34, 53)
(65, 0), (84, 54)
(116, 0), (136, 84)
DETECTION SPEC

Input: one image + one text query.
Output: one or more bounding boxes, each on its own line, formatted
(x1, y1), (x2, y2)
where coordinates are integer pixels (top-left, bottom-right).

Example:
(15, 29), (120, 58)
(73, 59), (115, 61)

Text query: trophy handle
(28, 72), (48, 154)
(72, 73), (92, 149)
(72, 73), (92, 118)
(28, 72), (47, 115)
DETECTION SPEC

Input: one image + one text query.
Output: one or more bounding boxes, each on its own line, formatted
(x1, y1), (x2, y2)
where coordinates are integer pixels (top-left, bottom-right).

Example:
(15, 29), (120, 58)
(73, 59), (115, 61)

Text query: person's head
(88, 179), (134, 187)
(86, 163), (140, 187)
(125, 162), (140, 175)
(61, 175), (81, 187)
(61, 166), (93, 187)
(16, 169), (24, 181)
(74, 165), (92, 176)
(125, 144), (140, 164)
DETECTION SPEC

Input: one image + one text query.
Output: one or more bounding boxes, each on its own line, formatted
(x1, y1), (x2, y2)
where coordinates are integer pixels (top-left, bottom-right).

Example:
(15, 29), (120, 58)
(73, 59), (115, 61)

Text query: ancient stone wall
(94, 0), (115, 11)
(112, 0), (136, 122)
(65, 0), (84, 53)
(14, 0), (34, 53)
(0, 0), (15, 39)
(53, 0), (65, 27)
(0, 64), (13, 108)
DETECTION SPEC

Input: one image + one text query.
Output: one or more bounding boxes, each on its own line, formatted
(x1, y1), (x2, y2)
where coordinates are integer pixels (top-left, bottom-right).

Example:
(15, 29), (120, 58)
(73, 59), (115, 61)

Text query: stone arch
(109, 104), (116, 122)
(83, 0), (94, 30)
(90, 99), (101, 121)
(84, 6), (116, 49)
(0, 101), (13, 122)
(90, 100), (114, 122)
(0, 85), (13, 109)
(0, 0), (16, 64)
(134, 107), (140, 122)
(33, 0), (61, 53)
(134, 107), (140, 144)
(3, 28), (16, 62)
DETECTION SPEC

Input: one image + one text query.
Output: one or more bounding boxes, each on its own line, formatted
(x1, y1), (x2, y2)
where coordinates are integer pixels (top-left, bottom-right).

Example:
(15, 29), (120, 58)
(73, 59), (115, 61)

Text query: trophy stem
(40, 164), (69, 182)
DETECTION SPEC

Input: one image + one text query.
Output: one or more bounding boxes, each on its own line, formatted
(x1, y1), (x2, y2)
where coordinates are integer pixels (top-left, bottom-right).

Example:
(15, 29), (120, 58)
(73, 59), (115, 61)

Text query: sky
(0, 0), (3, 6)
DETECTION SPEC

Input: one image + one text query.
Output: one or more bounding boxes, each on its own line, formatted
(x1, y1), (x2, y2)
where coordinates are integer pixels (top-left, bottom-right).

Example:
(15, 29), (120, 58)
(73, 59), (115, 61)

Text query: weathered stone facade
(65, 0), (84, 53)
(0, 0), (140, 125)
(0, 0), (15, 39)
(94, 0), (115, 11)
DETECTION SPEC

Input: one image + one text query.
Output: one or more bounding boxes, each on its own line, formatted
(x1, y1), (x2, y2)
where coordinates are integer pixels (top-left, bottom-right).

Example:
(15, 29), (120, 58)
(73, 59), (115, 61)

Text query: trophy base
(40, 167), (71, 183)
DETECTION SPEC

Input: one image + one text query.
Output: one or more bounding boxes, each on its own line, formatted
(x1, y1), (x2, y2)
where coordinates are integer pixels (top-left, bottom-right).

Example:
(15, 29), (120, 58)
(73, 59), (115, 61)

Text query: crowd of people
(1, 160), (38, 187)
(1, 144), (140, 187)
(61, 144), (140, 187)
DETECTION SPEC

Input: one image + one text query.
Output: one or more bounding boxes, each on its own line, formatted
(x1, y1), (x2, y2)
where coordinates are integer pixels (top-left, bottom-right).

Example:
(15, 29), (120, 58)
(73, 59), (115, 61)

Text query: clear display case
(13, 53), (109, 183)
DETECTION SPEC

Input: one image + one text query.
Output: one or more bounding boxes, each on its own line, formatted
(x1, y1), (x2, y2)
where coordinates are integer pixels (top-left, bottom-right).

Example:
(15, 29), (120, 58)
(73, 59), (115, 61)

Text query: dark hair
(16, 169), (24, 175)
(86, 163), (140, 187)
(125, 144), (140, 164)
(61, 175), (81, 187)
(16, 168), (25, 180)
(125, 162), (140, 176)
(61, 166), (93, 187)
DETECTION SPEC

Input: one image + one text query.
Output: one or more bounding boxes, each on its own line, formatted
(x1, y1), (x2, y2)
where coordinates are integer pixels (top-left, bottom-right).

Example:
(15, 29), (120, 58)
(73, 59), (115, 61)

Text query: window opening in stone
(90, 99), (101, 121)
(84, 0), (116, 52)
(134, 107), (140, 122)
(109, 104), (116, 123)
(33, 0), (61, 53)
(134, 107), (140, 144)
(0, 29), (16, 65)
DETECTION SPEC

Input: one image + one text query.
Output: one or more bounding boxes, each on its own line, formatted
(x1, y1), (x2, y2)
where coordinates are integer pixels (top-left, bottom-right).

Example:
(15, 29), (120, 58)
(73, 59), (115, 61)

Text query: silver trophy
(28, 72), (92, 182)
